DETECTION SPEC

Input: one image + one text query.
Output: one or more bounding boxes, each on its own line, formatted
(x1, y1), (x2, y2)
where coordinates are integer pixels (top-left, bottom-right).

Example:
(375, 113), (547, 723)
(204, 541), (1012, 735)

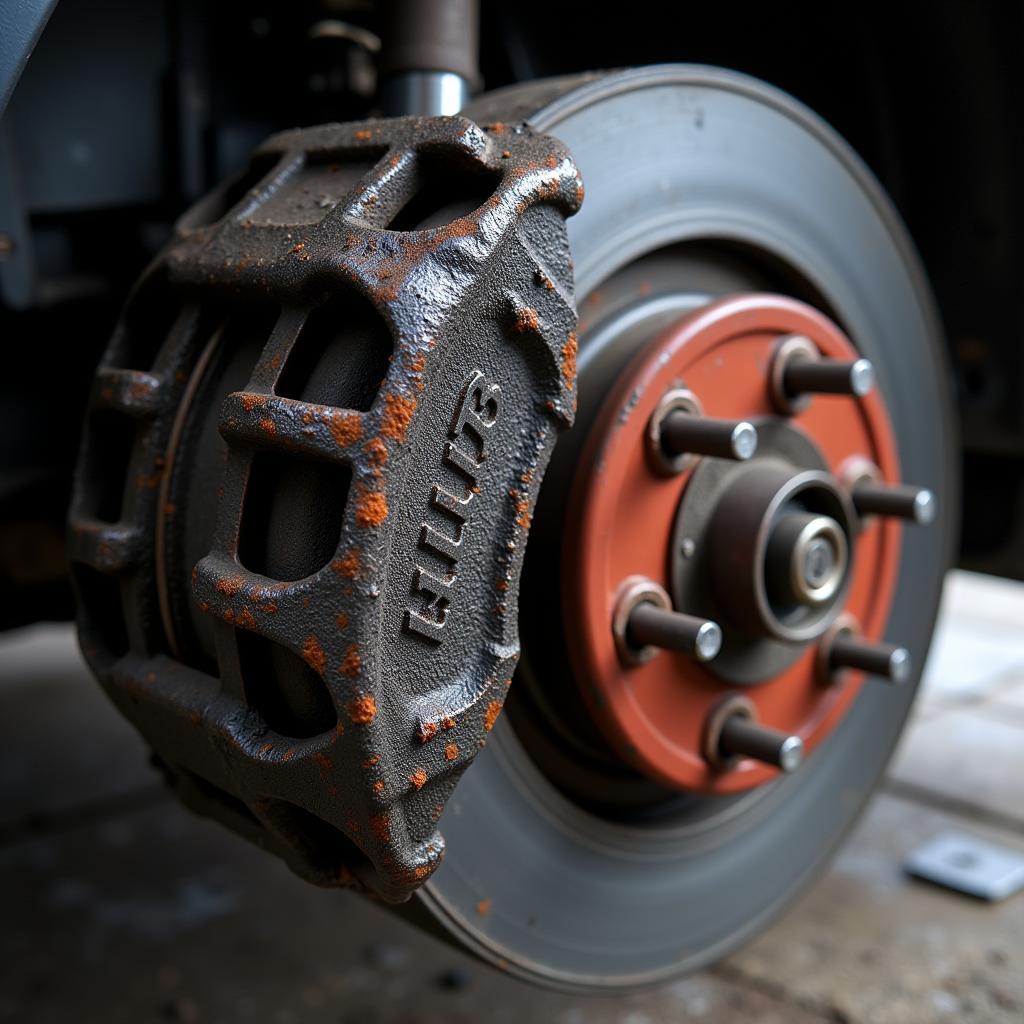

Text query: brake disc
(68, 114), (582, 903)
(418, 67), (956, 990)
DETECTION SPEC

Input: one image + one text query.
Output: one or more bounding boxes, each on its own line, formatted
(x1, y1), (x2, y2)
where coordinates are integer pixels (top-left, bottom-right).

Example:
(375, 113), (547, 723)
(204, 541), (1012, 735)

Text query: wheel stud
(627, 602), (723, 661)
(661, 410), (758, 462)
(783, 356), (875, 398)
(718, 714), (803, 772)
(826, 631), (911, 685)
(852, 482), (935, 525)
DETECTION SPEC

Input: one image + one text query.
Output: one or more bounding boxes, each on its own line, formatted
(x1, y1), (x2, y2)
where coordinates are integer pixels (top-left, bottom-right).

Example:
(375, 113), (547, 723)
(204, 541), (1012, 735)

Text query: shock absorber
(379, 0), (481, 115)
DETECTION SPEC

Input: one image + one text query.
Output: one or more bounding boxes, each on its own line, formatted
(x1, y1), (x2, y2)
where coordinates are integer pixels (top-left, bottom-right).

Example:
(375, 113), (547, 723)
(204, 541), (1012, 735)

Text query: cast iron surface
(68, 113), (582, 903)
(419, 66), (957, 990)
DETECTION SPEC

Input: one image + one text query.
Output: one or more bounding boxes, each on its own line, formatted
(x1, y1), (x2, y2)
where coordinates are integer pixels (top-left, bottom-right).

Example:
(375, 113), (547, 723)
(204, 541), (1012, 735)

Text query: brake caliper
(68, 116), (582, 902)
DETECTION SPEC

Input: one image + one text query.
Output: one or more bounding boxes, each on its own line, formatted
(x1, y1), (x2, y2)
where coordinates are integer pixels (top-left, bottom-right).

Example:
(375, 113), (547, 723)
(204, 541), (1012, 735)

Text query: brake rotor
(421, 66), (956, 991)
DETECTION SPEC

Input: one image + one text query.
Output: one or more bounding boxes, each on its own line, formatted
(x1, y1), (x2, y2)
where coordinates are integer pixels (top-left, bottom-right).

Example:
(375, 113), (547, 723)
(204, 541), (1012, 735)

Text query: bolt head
(850, 358), (875, 397)
(888, 646), (912, 685)
(779, 735), (804, 773)
(913, 489), (936, 526)
(730, 422), (758, 461)
(695, 620), (723, 661)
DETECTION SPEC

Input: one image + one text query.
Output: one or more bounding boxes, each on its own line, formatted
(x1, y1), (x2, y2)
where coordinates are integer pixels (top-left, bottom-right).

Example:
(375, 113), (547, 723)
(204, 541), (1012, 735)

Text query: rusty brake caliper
(68, 116), (582, 902)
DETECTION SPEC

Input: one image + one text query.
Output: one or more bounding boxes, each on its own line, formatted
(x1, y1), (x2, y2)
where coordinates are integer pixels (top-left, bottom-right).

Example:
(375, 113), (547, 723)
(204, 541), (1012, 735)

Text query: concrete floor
(1, 570), (1022, 1024)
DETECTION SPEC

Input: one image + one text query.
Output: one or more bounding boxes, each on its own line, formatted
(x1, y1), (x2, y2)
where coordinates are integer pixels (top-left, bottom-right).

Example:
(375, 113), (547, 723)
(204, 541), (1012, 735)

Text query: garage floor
(2, 571), (1022, 1024)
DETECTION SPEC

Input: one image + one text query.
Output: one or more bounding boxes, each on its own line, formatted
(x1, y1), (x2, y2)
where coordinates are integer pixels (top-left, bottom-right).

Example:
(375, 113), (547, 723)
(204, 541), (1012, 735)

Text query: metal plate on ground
(905, 831), (1024, 901)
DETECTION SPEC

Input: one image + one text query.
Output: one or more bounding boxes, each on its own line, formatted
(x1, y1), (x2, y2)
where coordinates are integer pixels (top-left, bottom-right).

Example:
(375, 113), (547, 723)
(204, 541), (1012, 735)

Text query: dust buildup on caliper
(68, 115), (583, 902)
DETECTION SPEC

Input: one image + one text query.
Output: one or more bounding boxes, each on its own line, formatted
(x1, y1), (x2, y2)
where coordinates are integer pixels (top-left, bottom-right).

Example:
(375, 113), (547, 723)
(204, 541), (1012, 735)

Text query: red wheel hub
(564, 293), (903, 794)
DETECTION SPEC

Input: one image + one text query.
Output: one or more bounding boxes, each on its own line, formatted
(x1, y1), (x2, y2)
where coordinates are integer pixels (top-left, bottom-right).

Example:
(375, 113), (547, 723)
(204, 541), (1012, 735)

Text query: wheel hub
(564, 292), (927, 793)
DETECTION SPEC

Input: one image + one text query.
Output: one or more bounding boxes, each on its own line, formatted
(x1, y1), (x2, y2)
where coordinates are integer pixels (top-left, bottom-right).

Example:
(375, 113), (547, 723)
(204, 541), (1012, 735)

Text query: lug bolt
(852, 482), (935, 525)
(827, 631), (911, 685)
(718, 714), (804, 772)
(783, 356), (875, 398)
(627, 602), (723, 661)
(661, 409), (758, 462)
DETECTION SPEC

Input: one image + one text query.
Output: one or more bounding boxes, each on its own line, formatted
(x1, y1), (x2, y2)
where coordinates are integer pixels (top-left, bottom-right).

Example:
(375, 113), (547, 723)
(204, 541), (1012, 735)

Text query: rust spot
(303, 635), (326, 675)
(363, 754), (381, 768)
(327, 410), (362, 447)
(496, 579), (508, 592)
(291, 242), (305, 254)
(370, 812), (390, 843)
(444, 743), (459, 761)
(332, 550), (361, 578)
(408, 353), (426, 374)
(335, 611), (349, 629)
(380, 393), (416, 443)
(355, 489), (388, 527)
(545, 155), (558, 169)
(270, 353), (282, 370)
(339, 642), (361, 678)
(417, 721), (439, 743)
(259, 417), (276, 435)
(484, 701), (502, 732)
(575, 183), (585, 205)
(241, 393), (265, 412)
(561, 330), (578, 388)
(259, 742), (273, 756)
(373, 779), (385, 794)
(476, 899), (491, 916)
(354, 129), (373, 141)
(348, 694), (377, 725)
(485, 122), (506, 134)
(237, 606), (256, 630)
(363, 437), (388, 472)
(440, 716), (456, 730)
(514, 307), (539, 334)
(312, 751), (333, 771)
(501, 149), (511, 159)
(409, 768), (427, 790)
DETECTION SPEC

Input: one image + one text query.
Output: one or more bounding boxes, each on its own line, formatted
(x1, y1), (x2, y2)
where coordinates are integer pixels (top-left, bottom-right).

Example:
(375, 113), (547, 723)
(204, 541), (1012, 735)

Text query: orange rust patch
(370, 812), (390, 843)
(485, 122), (506, 134)
(335, 611), (349, 629)
(509, 489), (531, 529)
(241, 393), (265, 412)
(363, 754), (381, 768)
(417, 721), (439, 743)
(348, 695), (377, 725)
(291, 242), (305, 254)
(354, 129), (373, 141)
(440, 716), (456, 730)
(496, 579), (508, 592)
(514, 307), (539, 334)
(339, 642), (361, 678)
(363, 437), (388, 471)
(332, 550), (361, 578)
(409, 768), (427, 790)
(355, 490), (388, 528)
(408, 353), (426, 374)
(215, 576), (244, 597)
(575, 183), (585, 204)
(259, 417), (276, 435)
(444, 743), (459, 761)
(373, 779), (385, 794)
(312, 751), (333, 771)
(380, 393), (416, 443)
(561, 331), (578, 388)
(476, 899), (491, 916)
(484, 701), (502, 731)
(302, 635), (326, 675)
(237, 607), (256, 630)
(327, 410), (362, 447)
(545, 155), (559, 169)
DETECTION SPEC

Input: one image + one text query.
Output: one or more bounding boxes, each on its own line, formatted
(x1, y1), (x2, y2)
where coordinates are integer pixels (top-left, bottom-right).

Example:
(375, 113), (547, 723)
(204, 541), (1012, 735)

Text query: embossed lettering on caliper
(403, 370), (502, 645)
